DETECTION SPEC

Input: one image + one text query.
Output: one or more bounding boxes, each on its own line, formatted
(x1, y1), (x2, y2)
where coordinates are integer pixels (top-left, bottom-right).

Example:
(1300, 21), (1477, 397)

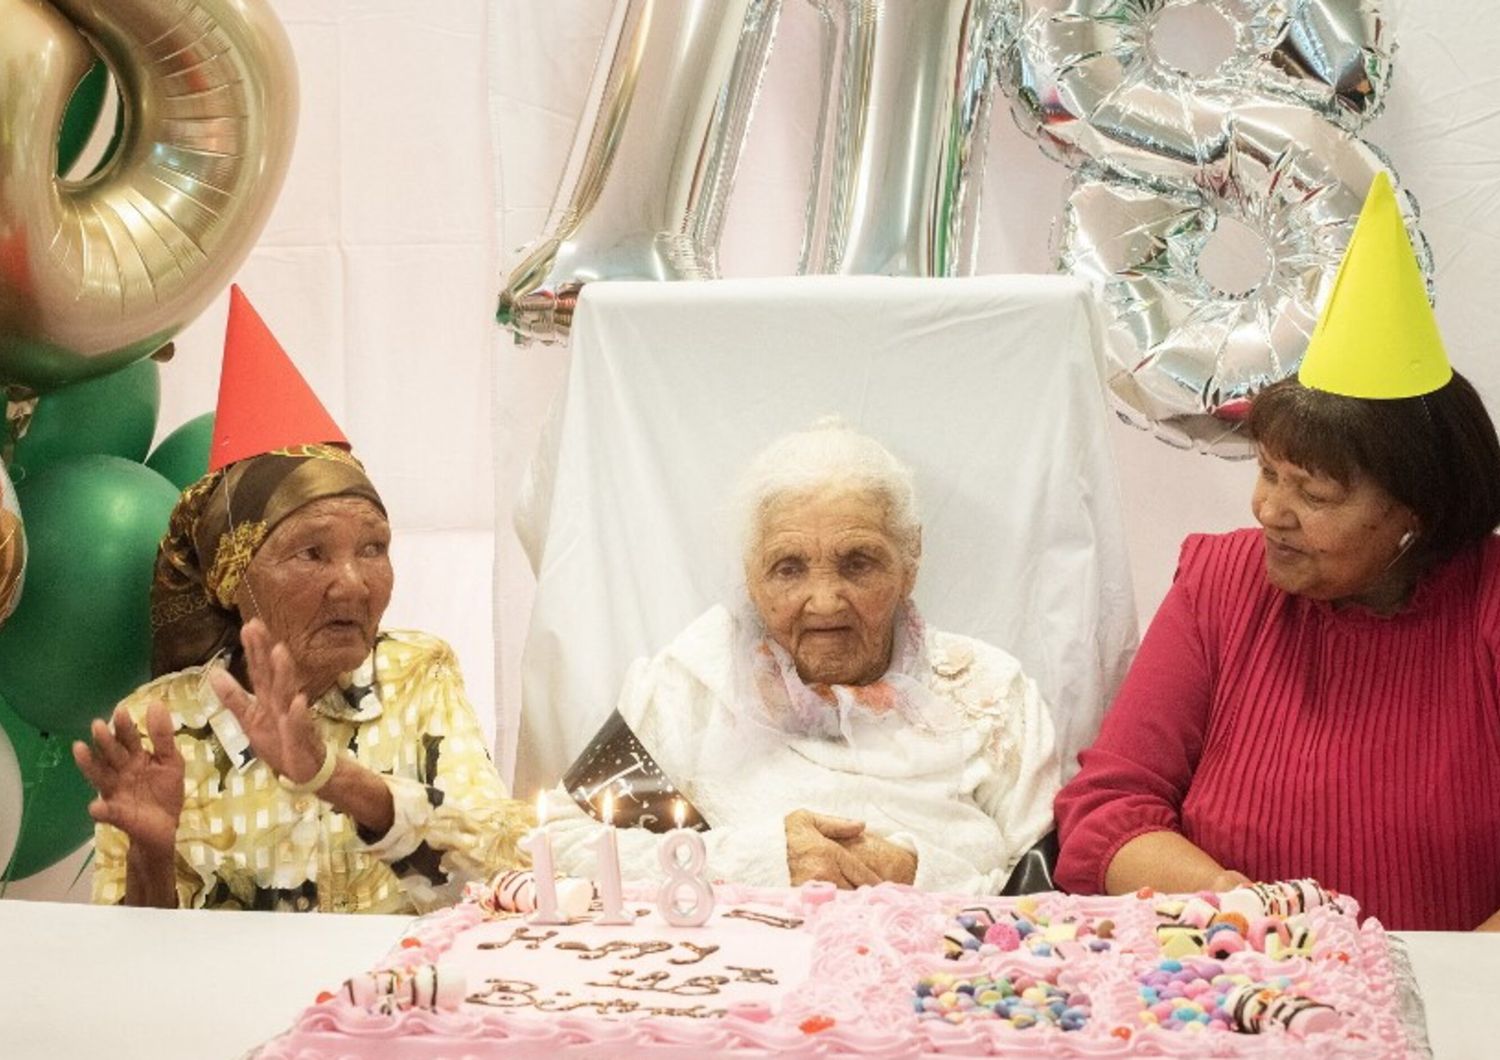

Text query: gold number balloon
(0, 460), (23, 627)
(0, 0), (298, 392)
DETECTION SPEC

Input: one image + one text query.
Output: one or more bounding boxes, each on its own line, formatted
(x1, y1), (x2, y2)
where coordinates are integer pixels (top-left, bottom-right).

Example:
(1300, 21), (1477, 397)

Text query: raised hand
(207, 618), (326, 785)
(784, 809), (881, 889)
(72, 701), (185, 856)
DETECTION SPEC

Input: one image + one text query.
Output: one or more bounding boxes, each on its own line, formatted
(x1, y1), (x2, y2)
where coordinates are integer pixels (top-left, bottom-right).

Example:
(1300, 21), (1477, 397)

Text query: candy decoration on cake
(942, 896), (1112, 961)
(1225, 984), (1342, 1036)
(1137, 960), (1339, 1038)
(340, 964), (466, 1014)
(467, 869), (593, 919)
(1154, 882), (1324, 960)
(1220, 879), (1336, 919)
(914, 971), (1091, 1031)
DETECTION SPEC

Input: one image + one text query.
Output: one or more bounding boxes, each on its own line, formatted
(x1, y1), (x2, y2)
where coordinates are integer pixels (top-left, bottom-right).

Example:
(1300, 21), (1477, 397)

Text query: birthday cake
(258, 877), (1424, 1058)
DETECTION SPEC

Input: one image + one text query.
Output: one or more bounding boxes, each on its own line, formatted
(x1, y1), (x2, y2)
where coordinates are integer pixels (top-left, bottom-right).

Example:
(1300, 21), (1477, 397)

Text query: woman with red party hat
(73, 287), (532, 912)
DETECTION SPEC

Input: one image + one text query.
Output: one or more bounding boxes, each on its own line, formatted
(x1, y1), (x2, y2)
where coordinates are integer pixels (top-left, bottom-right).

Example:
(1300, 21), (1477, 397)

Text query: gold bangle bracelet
(278, 742), (339, 795)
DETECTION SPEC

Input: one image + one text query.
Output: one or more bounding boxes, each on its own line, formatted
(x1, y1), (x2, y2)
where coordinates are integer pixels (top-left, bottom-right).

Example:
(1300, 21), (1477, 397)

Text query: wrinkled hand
(207, 619), (326, 785)
(72, 702), (184, 856)
(1207, 869), (1253, 892)
(837, 831), (917, 885)
(785, 810), (880, 889)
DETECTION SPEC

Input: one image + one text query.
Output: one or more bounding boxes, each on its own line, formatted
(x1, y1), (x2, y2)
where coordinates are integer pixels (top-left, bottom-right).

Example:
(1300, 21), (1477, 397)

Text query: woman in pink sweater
(1055, 369), (1500, 931)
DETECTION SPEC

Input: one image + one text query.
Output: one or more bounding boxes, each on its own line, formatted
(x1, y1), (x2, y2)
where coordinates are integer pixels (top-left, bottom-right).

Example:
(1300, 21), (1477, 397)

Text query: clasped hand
(784, 809), (917, 889)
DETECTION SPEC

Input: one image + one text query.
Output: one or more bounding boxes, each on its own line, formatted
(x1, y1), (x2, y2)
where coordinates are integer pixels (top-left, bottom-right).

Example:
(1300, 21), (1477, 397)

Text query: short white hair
(735, 418), (921, 569)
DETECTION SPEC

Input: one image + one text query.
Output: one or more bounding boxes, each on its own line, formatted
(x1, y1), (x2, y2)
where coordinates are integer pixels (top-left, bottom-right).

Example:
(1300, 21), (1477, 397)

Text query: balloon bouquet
(0, 0), (295, 884)
(498, 0), (1423, 460)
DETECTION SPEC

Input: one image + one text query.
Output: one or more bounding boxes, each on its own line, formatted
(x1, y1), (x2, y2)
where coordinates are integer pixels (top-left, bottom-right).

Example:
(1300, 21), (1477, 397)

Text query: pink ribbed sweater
(1055, 529), (1500, 930)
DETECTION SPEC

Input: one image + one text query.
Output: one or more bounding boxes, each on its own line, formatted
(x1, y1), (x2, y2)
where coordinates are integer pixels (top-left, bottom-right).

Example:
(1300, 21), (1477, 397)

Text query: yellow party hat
(1297, 171), (1452, 398)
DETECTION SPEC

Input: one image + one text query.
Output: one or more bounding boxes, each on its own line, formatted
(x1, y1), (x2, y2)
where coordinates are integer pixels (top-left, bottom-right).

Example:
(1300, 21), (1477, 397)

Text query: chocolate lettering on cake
(555, 939), (674, 961)
(640, 1004), (726, 1019)
(466, 979), (726, 1019)
(466, 978), (540, 1008)
(667, 942), (721, 965)
(722, 908), (803, 930)
(479, 927), (559, 951)
(724, 966), (778, 985)
(464, 911), (786, 1023)
(586, 968), (732, 996)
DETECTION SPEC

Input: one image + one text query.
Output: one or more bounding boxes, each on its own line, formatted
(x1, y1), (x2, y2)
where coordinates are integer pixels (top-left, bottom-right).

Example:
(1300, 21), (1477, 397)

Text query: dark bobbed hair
(1247, 371), (1500, 570)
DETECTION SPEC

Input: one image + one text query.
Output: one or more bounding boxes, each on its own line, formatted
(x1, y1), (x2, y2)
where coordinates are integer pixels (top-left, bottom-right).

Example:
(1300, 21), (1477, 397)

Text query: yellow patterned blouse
(93, 630), (532, 913)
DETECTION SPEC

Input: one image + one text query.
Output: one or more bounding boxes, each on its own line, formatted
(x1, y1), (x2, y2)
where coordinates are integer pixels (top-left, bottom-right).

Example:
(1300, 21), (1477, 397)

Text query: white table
(0, 900), (1489, 1058)
(1398, 932), (1494, 1059)
(0, 900), (409, 1060)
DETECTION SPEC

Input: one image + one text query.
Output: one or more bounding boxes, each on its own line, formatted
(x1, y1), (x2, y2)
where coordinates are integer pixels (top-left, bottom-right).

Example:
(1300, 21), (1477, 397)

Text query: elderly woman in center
(1054, 175), (1500, 931)
(73, 289), (529, 912)
(549, 421), (1060, 893)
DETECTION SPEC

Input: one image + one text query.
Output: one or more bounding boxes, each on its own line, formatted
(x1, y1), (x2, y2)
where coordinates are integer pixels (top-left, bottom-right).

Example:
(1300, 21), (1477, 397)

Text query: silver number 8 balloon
(1002, 0), (1430, 456)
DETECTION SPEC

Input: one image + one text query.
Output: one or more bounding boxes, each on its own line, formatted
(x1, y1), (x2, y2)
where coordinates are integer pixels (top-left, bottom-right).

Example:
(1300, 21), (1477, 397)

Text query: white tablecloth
(0, 899), (1490, 1058)
(510, 275), (1138, 794)
(0, 900), (411, 1060)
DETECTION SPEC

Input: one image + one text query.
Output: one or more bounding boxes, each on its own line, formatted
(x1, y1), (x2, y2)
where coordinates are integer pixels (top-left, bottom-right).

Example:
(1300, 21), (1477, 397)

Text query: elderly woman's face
(746, 488), (914, 686)
(1251, 449), (1416, 603)
(236, 496), (393, 692)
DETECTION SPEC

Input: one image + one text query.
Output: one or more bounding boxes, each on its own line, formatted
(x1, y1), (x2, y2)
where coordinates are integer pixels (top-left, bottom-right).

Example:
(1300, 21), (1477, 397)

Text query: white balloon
(0, 722), (22, 879)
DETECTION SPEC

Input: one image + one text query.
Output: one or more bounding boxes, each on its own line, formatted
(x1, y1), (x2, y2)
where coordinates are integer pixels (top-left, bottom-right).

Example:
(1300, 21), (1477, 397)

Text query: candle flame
(535, 789), (548, 827)
(602, 790), (615, 825)
(674, 798), (685, 830)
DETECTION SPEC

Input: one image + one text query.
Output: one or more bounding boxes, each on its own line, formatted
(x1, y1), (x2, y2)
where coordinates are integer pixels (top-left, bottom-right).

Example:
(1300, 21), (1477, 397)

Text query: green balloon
(0, 456), (179, 738)
(0, 692), (94, 880)
(145, 413), (215, 490)
(9, 359), (161, 481)
(56, 61), (108, 178)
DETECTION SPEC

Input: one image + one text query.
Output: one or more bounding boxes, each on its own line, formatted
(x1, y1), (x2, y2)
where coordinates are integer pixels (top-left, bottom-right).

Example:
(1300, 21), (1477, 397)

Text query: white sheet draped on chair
(507, 276), (1138, 795)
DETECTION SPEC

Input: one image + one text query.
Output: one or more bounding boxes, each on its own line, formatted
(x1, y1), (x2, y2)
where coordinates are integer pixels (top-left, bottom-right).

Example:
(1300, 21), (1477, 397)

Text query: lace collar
(730, 598), (952, 742)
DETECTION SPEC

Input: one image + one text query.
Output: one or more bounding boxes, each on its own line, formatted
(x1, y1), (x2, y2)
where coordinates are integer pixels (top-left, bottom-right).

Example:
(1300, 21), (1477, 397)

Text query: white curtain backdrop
(490, 0), (1500, 766)
(9, 0), (1500, 899)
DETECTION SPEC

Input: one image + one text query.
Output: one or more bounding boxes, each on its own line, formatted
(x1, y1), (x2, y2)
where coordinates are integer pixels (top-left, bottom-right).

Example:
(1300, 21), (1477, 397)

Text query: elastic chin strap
(1384, 529), (1418, 572)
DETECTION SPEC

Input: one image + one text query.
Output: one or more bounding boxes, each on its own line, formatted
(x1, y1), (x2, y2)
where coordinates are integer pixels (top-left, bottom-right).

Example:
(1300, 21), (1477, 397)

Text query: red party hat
(209, 285), (348, 471)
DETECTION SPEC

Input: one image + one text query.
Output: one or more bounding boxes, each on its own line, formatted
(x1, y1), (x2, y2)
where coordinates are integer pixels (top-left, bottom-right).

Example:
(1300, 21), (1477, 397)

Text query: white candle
(518, 791), (568, 924)
(657, 799), (714, 927)
(592, 791), (635, 925)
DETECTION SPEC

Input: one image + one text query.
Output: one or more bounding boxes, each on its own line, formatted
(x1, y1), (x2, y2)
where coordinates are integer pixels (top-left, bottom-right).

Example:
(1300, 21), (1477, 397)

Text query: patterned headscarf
(150, 444), (385, 676)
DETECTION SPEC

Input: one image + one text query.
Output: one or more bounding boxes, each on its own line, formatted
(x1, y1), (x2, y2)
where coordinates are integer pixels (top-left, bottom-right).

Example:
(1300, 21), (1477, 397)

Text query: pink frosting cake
(258, 879), (1424, 1058)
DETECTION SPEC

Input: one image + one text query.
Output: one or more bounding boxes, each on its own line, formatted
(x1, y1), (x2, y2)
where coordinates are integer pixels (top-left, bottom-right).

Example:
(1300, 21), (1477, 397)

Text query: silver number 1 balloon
(498, 0), (783, 344)
(800, 0), (1008, 277)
